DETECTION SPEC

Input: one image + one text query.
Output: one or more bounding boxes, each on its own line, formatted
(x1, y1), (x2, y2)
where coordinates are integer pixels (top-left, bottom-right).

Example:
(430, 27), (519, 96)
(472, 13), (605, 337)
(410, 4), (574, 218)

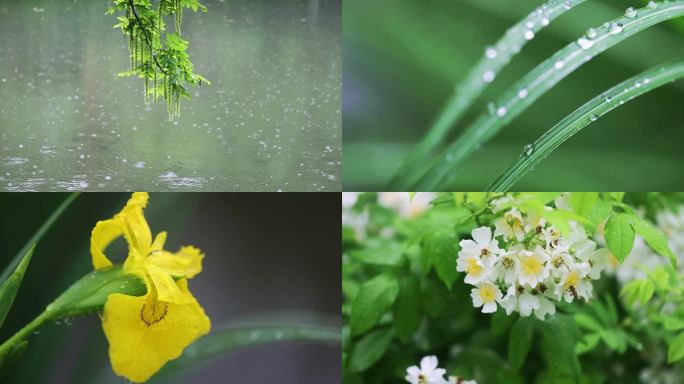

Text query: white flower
(573, 239), (609, 279)
(555, 263), (591, 302)
(456, 253), (492, 285)
(500, 285), (540, 317)
(554, 193), (572, 211)
(493, 251), (518, 286)
(494, 207), (525, 242)
(534, 296), (556, 320)
(515, 248), (549, 288)
(405, 356), (446, 384)
(379, 192), (437, 218)
(547, 247), (574, 278)
(471, 282), (502, 313)
(459, 227), (504, 262)
(524, 212), (546, 235)
(557, 221), (588, 250)
(342, 192), (360, 209)
(490, 196), (513, 212)
(541, 226), (562, 249)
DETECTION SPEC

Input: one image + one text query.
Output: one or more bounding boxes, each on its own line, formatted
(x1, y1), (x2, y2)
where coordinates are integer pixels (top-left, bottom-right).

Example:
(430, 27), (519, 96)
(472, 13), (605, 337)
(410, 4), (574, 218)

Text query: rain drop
(485, 46), (497, 59)
(554, 60), (565, 69)
(563, 0), (572, 10)
(590, 114), (598, 122)
(105, 175), (112, 181)
(648, 1), (658, 9)
(524, 30), (535, 40)
(610, 22), (624, 35)
(526, 21), (534, 29)
(517, 88), (528, 99)
(541, 18), (549, 27)
(625, 7), (637, 18)
(577, 37), (595, 50)
(523, 144), (534, 156)
(496, 106), (508, 117)
(79, 154), (85, 159)
(586, 28), (597, 39)
(635, 80), (642, 88)
(604, 95), (613, 103)
(483, 70), (496, 83)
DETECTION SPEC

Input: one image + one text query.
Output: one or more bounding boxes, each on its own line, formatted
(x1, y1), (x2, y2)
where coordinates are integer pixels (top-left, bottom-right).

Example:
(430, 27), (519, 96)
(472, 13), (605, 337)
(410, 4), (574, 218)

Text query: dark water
(0, 0), (341, 191)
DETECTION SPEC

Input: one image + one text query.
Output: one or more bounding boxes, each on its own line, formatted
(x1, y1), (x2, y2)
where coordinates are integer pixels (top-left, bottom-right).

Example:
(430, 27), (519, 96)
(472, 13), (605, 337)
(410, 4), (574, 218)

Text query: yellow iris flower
(90, 192), (211, 383)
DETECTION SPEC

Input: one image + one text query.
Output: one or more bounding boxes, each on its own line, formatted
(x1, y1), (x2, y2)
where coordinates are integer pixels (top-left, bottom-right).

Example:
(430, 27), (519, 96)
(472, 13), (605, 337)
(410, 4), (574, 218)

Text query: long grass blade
(0, 193), (79, 282)
(0, 245), (35, 330)
(414, 1), (684, 190)
(151, 322), (341, 381)
(487, 60), (684, 191)
(388, 0), (588, 189)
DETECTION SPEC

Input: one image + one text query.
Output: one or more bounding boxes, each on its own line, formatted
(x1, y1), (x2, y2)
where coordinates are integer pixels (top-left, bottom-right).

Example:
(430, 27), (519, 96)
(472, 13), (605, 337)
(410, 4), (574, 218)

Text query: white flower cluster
(457, 199), (610, 320)
(405, 355), (477, 384)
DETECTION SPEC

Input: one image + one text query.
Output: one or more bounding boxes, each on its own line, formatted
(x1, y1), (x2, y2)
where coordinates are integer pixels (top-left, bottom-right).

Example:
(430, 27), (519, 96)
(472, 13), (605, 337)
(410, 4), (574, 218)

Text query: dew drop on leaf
(485, 47), (497, 59)
(610, 22), (624, 35)
(590, 114), (598, 122)
(554, 60), (565, 69)
(523, 144), (534, 156)
(625, 7), (637, 18)
(586, 27), (597, 39)
(496, 106), (507, 117)
(563, 0), (572, 10)
(482, 70), (495, 83)
(577, 37), (595, 50)
(517, 88), (528, 99)
(541, 18), (549, 27)
(524, 30), (535, 40)
(487, 102), (496, 115)
(648, 1), (658, 9)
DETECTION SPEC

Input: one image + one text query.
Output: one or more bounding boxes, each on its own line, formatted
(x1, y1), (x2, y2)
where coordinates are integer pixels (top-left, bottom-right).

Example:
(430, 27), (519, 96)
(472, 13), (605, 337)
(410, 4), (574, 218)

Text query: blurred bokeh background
(0, 0), (340, 192)
(0, 193), (341, 383)
(344, 0), (684, 191)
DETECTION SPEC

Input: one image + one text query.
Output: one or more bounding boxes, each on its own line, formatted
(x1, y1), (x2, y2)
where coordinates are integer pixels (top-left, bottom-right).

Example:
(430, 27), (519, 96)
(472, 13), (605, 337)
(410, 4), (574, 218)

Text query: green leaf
(422, 278), (448, 318)
(0, 340), (27, 380)
(153, 322), (341, 380)
(423, 230), (458, 288)
(491, 310), (516, 337)
(664, 317), (684, 331)
(604, 214), (635, 262)
(629, 216), (677, 267)
(668, 332), (684, 363)
(0, 193), (78, 282)
(570, 193), (599, 218)
(540, 315), (581, 380)
(349, 328), (394, 373)
(348, 241), (403, 266)
(576, 333), (601, 355)
(508, 317), (536, 371)
(0, 245), (35, 330)
(350, 275), (399, 336)
(393, 276), (422, 342)
(587, 199), (614, 228)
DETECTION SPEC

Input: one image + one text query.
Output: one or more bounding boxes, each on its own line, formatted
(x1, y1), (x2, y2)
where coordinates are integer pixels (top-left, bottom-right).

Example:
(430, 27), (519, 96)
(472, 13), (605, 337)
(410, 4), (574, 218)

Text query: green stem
(0, 309), (55, 357)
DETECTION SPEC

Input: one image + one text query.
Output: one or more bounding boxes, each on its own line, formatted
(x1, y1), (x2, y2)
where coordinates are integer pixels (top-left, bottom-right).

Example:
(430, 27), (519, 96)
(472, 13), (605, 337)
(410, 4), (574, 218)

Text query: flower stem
(0, 308), (55, 357)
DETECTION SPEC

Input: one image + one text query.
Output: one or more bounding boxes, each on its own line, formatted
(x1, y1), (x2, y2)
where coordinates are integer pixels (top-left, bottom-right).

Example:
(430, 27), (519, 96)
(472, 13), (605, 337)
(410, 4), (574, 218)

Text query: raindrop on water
(79, 154), (85, 159)
(523, 144), (534, 156)
(485, 46), (497, 59)
(105, 175), (112, 181)
(482, 70), (496, 83)
(625, 7), (637, 18)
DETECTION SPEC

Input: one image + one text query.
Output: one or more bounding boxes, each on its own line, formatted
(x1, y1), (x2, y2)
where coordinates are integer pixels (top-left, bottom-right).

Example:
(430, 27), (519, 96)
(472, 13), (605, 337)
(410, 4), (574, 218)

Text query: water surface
(0, 0), (341, 191)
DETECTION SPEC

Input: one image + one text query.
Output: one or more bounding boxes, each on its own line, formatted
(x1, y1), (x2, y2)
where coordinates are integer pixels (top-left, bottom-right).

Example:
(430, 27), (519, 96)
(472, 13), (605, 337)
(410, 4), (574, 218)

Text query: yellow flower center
(564, 271), (580, 290)
(140, 295), (169, 326)
(521, 255), (542, 275)
(466, 258), (482, 276)
(479, 285), (496, 303)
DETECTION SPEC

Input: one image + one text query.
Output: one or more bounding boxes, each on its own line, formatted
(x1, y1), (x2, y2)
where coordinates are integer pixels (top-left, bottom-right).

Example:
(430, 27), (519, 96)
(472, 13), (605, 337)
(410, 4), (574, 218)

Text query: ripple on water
(158, 172), (205, 189)
(4, 157), (29, 166)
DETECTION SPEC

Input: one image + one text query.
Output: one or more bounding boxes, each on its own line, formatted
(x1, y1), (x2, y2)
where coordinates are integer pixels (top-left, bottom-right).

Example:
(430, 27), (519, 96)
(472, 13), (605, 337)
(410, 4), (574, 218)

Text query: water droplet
(105, 175), (112, 181)
(635, 80), (642, 88)
(648, 1), (658, 9)
(577, 37), (595, 50)
(496, 106), (508, 117)
(517, 88), (528, 99)
(564, 0), (572, 10)
(523, 144), (534, 156)
(526, 21), (534, 29)
(625, 7), (637, 18)
(604, 95), (613, 103)
(586, 28), (597, 39)
(33, 330), (41, 335)
(482, 70), (496, 83)
(524, 30), (535, 40)
(610, 22), (624, 35)
(554, 60), (565, 69)
(511, 44), (521, 54)
(79, 154), (85, 159)
(590, 114), (598, 122)
(487, 102), (496, 115)
(485, 46), (497, 59)
(541, 18), (549, 27)
(643, 78), (651, 85)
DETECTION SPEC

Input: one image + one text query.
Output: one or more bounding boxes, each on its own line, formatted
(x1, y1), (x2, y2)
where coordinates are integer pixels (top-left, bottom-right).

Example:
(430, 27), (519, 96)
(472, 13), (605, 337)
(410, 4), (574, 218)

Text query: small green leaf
(0, 340), (27, 379)
(491, 310), (516, 337)
(423, 231), (458, 288)
(350, 275), (399, 336)
(664, 317), (684, 331)
(605, 214), (635, 262)
(587, 199), (613, 227)
(570, 192), (599, 218)
(629, 216), (677, 267)
(422, 279), (448, 318)
(348, 241), (403, 266)
(668, 332), (684, 363)
(349, 328), (394, 373)
(393, 276), (422, 342)
(0, 245), (35, 330)
(540, 315), (581, 380)
(576, 333), (601, 355)
(508, 317), (536, 371)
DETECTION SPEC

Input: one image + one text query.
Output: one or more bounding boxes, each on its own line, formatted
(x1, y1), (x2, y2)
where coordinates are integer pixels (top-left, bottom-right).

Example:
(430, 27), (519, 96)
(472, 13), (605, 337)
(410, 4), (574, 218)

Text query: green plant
(107, 0), (210, 120)
(387, 1), (684, 190)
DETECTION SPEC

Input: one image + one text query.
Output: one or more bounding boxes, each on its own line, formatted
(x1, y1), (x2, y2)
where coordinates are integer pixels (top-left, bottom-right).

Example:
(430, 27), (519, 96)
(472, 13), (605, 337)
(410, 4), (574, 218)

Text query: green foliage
(349, 328), (394, 373)
(605, 213), (636, 262)
(0, 246), (34, 330)
(350, 274), (399, 336)
(508, 316), (535, 371)
(393, 276), (422, 341)
(107, 0), (209, 120)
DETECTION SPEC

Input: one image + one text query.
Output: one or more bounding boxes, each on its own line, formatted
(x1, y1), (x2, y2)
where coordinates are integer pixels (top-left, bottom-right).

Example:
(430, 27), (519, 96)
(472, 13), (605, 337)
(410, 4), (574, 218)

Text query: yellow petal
(147, 246), (204, 279)
(146, 264), (190, 304)
(102, 291), (210, 383)
(116, 192), (152, 257)
(90, 218), (124, 270)
(150, 231), (168, 253)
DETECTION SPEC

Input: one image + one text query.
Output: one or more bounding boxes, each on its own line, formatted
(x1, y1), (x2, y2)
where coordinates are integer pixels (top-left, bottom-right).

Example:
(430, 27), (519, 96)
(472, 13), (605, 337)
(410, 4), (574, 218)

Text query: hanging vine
(108, 0), (209, 120)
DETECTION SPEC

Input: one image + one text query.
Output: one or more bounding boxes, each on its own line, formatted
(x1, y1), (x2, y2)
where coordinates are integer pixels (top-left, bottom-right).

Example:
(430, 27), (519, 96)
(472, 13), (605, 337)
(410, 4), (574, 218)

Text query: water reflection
(0, 0), (341, 191)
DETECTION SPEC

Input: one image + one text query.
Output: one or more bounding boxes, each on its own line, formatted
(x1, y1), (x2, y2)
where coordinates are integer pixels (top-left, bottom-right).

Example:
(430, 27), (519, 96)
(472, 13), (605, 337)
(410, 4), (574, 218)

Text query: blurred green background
(0, 193), (340, 383)
(343, 0), (684, 191)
